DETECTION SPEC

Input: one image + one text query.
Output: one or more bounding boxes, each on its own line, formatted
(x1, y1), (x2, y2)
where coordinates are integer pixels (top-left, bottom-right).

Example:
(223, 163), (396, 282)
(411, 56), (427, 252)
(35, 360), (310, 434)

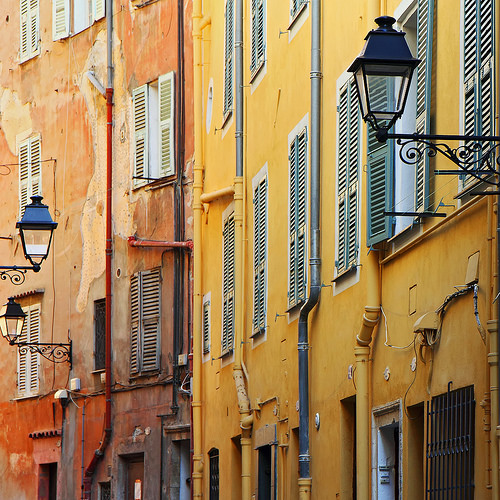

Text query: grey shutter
(253, 177), (267, 334)
(133, 85), (149, 187)
(288, 130), (307, 308)
(130, 273), (139, 374)
(223, 0), (234, 117)
(203, 301), (210, 354)
(140, 269), (161, 372)
(250, 0), (265, 74)
(158, 72), (175, 177)
(222, 214), (235, 355)
(366, 77), (393, 246)
(415, 0), (434, 210)
(338, 80), (360, 267)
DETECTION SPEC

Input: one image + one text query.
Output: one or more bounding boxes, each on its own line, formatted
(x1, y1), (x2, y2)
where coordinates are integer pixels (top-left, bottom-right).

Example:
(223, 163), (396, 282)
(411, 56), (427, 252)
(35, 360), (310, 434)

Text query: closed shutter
(224, 0), (234, 117)
(20, 0), (29, 60)
(338, 80), (360, 268)
(130, 269), (161, 374)
(19, 136), (42, 218)
(53, 0), (69, 40)
(158, 72), (175, 177)
(462, 0), (495, 186)
(133, 85), (149, 187)
(291, 0), (306, 18)
(222, 214), (235, 355)
(92, 0), (106, 22)
(253, 177), (267, 334)
(414, 0), (434, 211)
(29, 0), (39, 57)
(130, 273), (139, 374)
(250, 0), (265, 74)
(17, 305), (40, 396)
(203, 301), (210, 354)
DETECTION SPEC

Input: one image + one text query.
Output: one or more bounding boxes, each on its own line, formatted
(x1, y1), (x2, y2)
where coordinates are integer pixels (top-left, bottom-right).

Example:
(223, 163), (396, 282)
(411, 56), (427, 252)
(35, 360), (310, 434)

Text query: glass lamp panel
(6, 317), (23, 341)
(22, 228), (52, 262)
(354, 68), (369, 119)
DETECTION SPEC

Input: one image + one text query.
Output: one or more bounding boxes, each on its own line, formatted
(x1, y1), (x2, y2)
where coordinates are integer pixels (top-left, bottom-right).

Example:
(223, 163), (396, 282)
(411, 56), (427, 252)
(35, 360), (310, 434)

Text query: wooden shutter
(29, 0), (39, 57)
(250, 0), (265, 74)
(158, 72), (175, 177)
(130, 269), (161, 374)
(53, 0), (69, 40)
(288, 130), (307, 308)
(19, 141), (30, 218)
(222, 214), (235, 355)
(130, 273), (139, 374)
(92, 0), (106, 22)
(203, 301), (210, 354)
(133, 85), (149, 187)
(20, 0), (29, 60)
(17, 305), (40, 396)
(223, 0), (234, 117)
(338, 80), (360, 269)
(414, 0), (434, 210)
(253, 177), (267, 334)
(18, 136), (41, 218)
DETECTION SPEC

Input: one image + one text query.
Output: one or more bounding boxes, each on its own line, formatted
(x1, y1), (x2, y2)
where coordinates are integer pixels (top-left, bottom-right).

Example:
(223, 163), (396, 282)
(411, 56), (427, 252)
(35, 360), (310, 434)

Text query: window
(18, 304), (40, 397)
(367, 0), (434, 242)
(130, 268), (161, 375)
(98, 482), (111, 500)
(288, 129), (307, 308)
(223, 0), (234, 119)
(209, 448), (219, 500)
(94, 299), (105, 371)
(461, 0), (494, 188)
(20, 0), (40, 62)
(222, 212), (235, 356)
(290, 0), (307, 21)
(19, 135), (41, 218)
(203, 295), (211, 355)
(336, 78), (359, 274)
(426, 386), (475, 497)
(253, 175), (267, 335)
(133, 72), (175, 187)
(53, 0), (105, 40)
(250, 0), (265, 77)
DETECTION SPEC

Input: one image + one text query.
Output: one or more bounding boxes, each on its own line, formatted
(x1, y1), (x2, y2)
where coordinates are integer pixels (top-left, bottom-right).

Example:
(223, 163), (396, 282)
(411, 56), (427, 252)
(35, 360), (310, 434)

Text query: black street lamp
(0, 296), (72, 367)
(0, 195), (58, 284)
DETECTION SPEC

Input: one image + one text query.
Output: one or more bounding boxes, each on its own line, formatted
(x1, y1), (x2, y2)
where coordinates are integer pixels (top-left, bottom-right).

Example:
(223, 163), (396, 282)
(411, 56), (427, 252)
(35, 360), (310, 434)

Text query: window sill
(250, 327), (266, 339)
(13, 393), (39, 401)
(249, 60), (265, 83)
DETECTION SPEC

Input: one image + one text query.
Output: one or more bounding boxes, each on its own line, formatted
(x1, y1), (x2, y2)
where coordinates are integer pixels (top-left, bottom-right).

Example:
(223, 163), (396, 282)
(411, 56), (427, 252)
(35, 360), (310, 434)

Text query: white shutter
(158, 72), (175, 177)
(17, 305), (40, 397)
(19, 140), (30, 218)
(92, 0), (105, 22)
(133, 85), (149, 186)
(19, 136), (42, 218)
(53, 0), (70, 40)
(20, 0), (29, 60)
(28, 307), (40, 393)
(29, 0), (40, 57)
(30, 136), (42, 197)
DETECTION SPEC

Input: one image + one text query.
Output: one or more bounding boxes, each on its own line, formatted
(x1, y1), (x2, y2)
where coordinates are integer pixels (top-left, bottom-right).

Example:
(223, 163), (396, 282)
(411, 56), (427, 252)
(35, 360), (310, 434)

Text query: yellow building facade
(193, 0), (500, 499)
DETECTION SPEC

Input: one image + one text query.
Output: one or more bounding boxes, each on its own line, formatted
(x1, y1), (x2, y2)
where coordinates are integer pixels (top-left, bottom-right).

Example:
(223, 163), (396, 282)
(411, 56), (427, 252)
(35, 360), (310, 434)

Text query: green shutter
(253, 177), (267, 334)
(222, 214), (235, 355)
(224, 0), (234, 117)
(251, 0), (265, 74)
(415, 0), (434, 210)
(53, 0), (69, 40)
(288, 130), (307, 308)
(133, 85), (149, 187)
(338, 80), (360, 267)
(158, 72), (175, 177)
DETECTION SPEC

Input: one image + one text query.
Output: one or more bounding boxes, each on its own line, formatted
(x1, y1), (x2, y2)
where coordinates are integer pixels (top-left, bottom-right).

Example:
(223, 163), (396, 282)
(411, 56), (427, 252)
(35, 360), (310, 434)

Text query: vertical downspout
(354, 6), (381, 500)
(82, 1), (113, 498)
(233, 2), (253, 500)
(192, 0), (204, 497)
(297, 1), (321, 499)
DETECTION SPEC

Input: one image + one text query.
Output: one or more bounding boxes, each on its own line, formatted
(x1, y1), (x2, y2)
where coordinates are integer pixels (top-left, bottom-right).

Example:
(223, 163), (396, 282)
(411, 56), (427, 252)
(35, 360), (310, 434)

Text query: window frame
(130, 268), (162, 376)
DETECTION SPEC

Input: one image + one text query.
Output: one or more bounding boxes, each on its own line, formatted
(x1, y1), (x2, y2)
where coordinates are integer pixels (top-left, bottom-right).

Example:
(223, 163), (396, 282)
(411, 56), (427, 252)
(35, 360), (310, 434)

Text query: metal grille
(99, 482), (111, 500)
(426, 385), (475, 499)
(94, 299), (106, 371)
(209, 449), (219, 500)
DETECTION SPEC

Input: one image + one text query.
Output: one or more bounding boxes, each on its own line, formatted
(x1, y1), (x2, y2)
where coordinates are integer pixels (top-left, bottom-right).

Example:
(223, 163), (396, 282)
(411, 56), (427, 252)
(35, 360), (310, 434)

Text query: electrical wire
(381, 305), (415, 349)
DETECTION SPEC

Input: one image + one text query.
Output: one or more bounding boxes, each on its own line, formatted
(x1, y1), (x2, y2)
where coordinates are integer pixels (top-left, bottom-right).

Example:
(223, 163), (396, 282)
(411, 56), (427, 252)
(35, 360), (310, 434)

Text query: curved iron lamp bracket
(0, 265), (41, 285)
(15, 339), (72, 368)
(378, 129), (500, 186)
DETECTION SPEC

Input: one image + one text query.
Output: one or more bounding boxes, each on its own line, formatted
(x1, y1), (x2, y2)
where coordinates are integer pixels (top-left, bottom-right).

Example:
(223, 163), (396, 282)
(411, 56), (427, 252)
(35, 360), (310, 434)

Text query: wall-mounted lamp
(0, 297), (72, 367)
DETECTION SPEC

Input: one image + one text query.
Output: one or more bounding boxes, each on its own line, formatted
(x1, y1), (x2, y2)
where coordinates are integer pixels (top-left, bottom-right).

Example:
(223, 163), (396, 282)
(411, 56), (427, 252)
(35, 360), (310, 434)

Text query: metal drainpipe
(233, 2), (253, 500)
(297, 1), (321, 498)
(82, 2), (113, 498)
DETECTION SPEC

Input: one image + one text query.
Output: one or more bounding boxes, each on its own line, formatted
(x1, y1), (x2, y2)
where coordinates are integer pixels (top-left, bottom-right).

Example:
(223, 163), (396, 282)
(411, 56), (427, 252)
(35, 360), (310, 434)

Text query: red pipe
(127, 235), (193, 250)
(82, 86), (114, 500)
